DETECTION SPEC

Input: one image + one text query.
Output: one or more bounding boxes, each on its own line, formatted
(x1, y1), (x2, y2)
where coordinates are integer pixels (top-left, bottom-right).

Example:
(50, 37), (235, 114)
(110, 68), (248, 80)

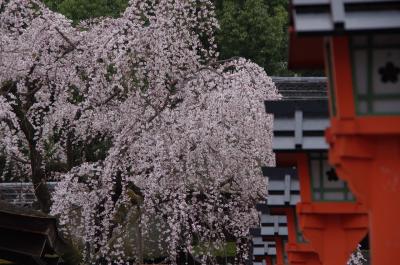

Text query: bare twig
(10, 154), (30, 165)
(54, 27), (76, 49)
(173, 57), (241, 90)
(0, 118), (18, 132)
(146, 94), (171, 124)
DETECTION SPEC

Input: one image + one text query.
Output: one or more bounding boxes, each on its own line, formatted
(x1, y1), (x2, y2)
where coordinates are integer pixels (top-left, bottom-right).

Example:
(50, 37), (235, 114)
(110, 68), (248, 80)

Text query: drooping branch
(54, 27), (76, 49)
(1, 1), (277, 264)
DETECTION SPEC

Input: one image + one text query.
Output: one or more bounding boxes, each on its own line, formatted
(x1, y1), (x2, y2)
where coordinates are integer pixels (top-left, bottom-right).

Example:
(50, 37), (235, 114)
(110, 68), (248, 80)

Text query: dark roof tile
(272, 77), (327, 100)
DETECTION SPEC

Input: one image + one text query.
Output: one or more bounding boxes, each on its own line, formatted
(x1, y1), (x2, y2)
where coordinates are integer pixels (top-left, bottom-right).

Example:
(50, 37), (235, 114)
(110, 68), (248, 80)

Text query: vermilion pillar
(265, 255), (273, 265)
(261, 236), (286, 265)
(277, 152), (368, 265)
(262, 235), (286, 265)
(274, 236), (285, 265)
(271, 207), (321, 265)
(326, 36), (400, 264)
(286, 244), (321, 265)
(296, 203), (368, 265)
(287, 2), (400, 264)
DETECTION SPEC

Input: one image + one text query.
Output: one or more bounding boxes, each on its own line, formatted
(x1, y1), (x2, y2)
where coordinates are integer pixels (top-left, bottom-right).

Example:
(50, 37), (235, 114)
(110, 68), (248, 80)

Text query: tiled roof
(291, 0), (400, 35)
(0, 182), (55, 208)
(272, 77), (327, 100)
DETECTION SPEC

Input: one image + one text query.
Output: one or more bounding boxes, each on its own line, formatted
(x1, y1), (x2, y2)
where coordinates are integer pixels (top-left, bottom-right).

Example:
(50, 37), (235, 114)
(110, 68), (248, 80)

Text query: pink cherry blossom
(1, 0), (279, 263)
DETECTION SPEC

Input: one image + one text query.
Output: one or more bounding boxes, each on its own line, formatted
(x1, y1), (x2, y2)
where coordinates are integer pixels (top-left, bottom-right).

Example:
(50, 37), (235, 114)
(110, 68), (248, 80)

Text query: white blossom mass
(0, 0), (279, 264)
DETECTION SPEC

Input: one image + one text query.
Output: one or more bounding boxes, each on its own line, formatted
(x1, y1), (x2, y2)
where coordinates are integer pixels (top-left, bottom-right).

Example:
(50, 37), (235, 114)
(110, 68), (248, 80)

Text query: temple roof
(290, 0), (400, 35)
(272, 77), (327, 100)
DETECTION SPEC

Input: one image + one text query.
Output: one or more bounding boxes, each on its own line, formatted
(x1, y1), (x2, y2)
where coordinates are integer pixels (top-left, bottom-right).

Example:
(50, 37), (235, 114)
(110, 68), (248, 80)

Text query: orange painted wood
(271, 207), (298, 245)
(329, 117), (400, 135)
(325, 35), (400, 265)
(294, 153), (312, 203)
(275, 236), (285, 265)
(327, 134), (400, 265)
(288, 27), (325, 70)
(276, 151), (368, 265)
(286, 242), (322, 265)
(297, 202), (368, 265)
(330, 37), (356, 119)
(265, 255), (273, 265)
(287, 15), (400, 265)
(262, 235), (286, 265)
(270, 207), (322, 265)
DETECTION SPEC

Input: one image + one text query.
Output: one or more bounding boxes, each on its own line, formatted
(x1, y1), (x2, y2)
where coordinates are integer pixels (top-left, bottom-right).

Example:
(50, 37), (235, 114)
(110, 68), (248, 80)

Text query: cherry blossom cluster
(1, 0), (279, 264)
(348, 245), (367, 265)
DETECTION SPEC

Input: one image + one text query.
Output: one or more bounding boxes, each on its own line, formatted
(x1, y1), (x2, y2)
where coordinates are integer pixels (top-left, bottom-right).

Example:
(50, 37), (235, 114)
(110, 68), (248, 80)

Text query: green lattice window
(350, 34), (400, 115)
(309, 152), (354, 202)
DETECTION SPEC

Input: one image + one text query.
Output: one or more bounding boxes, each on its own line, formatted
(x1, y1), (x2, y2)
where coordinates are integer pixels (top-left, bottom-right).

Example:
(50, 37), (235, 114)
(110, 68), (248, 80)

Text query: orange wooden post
(325, 36), (400, 265)
(271, 207), (321, 265)
(287, 2), (400, 264)
(274, 236), (285, 265)
(265, 255), (273, 265)
(260, 235), (286, 265)
(261, 235), (286, 265)
(296, 152), (368, 265)
(277, 152), (368, 265)
(296, 203), (368, 265)
(286, 244), (321, 265)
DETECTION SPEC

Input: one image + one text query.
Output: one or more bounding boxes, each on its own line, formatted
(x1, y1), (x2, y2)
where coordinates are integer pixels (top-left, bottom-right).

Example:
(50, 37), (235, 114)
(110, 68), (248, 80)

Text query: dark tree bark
(30, 147), (52, 213)
(2, 81), (52, 213)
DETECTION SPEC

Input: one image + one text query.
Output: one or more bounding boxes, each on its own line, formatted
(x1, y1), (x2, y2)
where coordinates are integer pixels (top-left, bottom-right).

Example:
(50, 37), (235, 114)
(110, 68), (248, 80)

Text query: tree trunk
(7, 83), (52, 214)
(136, 206), (144, 265)
(54, 238), (83, 265)
(30, 148), (51, 213)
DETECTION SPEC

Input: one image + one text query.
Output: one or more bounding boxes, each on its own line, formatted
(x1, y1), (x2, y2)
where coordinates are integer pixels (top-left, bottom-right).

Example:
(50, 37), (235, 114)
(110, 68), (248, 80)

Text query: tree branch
(54, 27), (76, 49)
